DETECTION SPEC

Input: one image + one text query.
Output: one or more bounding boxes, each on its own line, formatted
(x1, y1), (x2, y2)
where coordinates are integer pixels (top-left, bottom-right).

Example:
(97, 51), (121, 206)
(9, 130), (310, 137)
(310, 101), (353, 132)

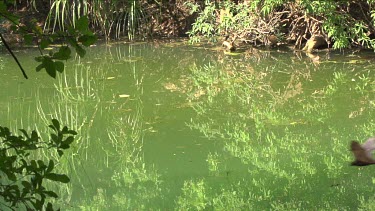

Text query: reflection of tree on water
(185, 52), (375, 209)
(9, 44), (165, 210)
(71, 45), (163, 210)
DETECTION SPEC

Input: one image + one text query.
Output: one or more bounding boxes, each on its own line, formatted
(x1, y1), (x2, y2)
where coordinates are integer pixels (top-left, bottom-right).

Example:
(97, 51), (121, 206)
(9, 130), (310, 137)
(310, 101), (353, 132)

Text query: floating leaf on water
(194, 89), (206, 98)
(162, 40), (188, 47)
(224, 51), (241, 56)
(129, 42), (147, 46)
(123, 59), (137, 63)
(123, 56), (143, 63)
(118, 108), (132, 112)
(348, 60), (360, 64)
(164, 82), (178, 91)
(119, 94), (130, 98)
(211, 46), (224, 51)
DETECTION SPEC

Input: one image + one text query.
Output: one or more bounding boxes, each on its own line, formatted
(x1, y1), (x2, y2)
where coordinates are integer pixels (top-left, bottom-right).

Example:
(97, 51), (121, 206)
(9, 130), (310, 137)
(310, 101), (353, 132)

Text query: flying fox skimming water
(351, 138), (375, 166)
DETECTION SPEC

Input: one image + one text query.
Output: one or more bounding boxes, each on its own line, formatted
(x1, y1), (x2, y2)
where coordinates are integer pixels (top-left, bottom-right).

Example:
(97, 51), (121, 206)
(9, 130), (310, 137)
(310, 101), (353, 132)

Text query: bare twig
(0, 33), (28, 79)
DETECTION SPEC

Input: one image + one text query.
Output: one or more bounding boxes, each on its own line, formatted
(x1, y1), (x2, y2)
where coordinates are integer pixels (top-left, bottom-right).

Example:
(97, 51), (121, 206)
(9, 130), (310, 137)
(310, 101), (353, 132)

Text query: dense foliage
(0, 119), (77, 210)
(187, 0), (375, 49)
(1, 0), (192, 41)
(3, 0), (375, 49)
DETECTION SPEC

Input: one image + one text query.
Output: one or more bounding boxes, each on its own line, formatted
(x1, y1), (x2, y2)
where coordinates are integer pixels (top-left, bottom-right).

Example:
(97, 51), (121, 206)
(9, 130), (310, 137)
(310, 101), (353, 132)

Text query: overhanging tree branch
(0, 33), (28, 79)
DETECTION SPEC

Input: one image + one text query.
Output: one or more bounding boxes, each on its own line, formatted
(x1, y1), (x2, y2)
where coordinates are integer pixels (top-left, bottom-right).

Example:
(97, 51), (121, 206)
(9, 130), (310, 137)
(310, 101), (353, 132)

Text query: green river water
(1, 40), (375, 210)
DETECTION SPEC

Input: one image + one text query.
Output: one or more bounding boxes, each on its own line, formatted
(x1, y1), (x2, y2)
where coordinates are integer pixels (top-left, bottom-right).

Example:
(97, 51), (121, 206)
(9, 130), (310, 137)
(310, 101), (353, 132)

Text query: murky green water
(1, 40), (375, 210)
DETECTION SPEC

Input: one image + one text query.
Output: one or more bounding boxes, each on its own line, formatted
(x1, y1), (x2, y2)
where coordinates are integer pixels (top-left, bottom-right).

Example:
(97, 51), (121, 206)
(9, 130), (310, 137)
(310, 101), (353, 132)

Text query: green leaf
(34, 199), (44, 210)
(20, 159), (28, 169)
(57, 149), (64, 157)
(61, 126), (68, 133)
(54, 61), (64, 73)
(63, 136), (74, 146)
(67, 37), (78, 47)
(44, 191), (58, 198)
(75, 16), (89, 33)
(35, 64), (44, 72)
(30, 160), (37, 169)
(40, 38), (50, 49)
(46, 160), (54, 173)
(42, 57), (56, 78)
(68, 130), (78, 135)
(67, 37), (86, 57)
(21, 181), (31, 189)
(31, 130), (39, 141)
(78, 35), (97, 47)
(23, 34), (33, 45)
(45, 173), (70, 183)
(46, 202), (54, 211)
(75, 45), (86, 57)
(67, 25), (76, 35)
(52, 119), (60, 131)
(37, 160), (46, 169)
(35, 56), (43, 62)
(49, 125), (57, 132)
(50, 134), (59, 145)
(19, 129), (30, 139)
(53, 46), (71, 60)
(59, 144), (70, 149)
(4, 170), (17, 181)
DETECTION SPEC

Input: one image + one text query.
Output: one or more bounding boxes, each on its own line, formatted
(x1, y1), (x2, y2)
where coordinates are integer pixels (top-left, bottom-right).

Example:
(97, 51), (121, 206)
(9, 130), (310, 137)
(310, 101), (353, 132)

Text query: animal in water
(350, 137), (375, 166)
(222, 40), (236, 51)
(222, 35), (236, 52)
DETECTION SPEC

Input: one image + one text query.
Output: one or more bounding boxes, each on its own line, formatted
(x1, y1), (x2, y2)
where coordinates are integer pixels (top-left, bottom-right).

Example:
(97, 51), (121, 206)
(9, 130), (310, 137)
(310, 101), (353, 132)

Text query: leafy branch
(0, 119), (77, 211)
(0, 2), (97, 79)
(0, 33), (28, 79)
